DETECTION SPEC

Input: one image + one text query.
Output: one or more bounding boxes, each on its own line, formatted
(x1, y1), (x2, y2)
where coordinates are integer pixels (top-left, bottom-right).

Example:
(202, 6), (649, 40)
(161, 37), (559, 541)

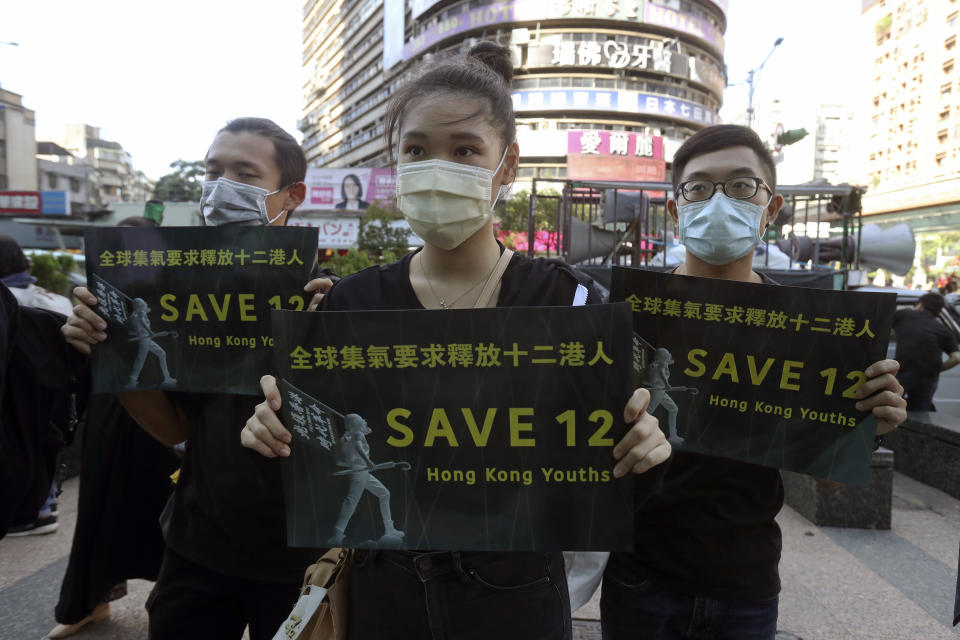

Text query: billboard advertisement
(304, 168), (396, 211)
(402, 0), (723, 61)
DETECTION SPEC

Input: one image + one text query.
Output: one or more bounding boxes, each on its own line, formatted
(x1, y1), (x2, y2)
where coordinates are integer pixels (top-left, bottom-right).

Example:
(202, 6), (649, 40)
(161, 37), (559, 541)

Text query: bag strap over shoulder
(474, 248), (514, 309)
(304, 548), (350, 589)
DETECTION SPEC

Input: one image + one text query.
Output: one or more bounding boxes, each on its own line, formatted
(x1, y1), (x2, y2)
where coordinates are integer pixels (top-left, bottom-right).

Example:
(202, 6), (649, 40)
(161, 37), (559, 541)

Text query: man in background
(892, 291), (960, 411)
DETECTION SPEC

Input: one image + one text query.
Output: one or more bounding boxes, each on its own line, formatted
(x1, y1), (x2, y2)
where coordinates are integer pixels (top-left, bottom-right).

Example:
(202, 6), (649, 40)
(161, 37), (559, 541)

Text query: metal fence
(525, 178), (865, 272)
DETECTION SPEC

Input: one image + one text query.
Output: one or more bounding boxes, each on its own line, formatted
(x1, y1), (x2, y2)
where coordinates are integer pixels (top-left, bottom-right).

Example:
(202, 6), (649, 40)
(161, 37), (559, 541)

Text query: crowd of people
(1, 41), (915, 640)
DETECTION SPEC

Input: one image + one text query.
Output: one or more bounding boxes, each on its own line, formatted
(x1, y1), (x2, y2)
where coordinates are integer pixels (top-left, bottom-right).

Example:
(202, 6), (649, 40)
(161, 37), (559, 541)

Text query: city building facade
(861, 0), (960, 232)
(0, 88), (38, 191)
(300, 0), (727, 190)
(58, 124), (149, 204)
(36, 142), (99, 215)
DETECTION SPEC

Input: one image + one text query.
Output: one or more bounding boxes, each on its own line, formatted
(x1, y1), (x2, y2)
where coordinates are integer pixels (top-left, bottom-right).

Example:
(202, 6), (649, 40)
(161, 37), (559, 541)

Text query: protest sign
(611, 267), (896, 486)
(85, 226), (317, 395)
(273, 304), (634, 551)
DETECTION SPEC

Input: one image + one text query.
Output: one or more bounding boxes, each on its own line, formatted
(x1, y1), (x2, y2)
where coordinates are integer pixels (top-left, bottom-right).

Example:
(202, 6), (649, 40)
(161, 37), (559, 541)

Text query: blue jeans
(600, 560), (778, 640)
(347, 550), (571, 640)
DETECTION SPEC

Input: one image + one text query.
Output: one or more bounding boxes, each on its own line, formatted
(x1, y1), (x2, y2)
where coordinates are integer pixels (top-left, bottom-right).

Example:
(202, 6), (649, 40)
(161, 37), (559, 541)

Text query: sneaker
(7, 514), (58, 537)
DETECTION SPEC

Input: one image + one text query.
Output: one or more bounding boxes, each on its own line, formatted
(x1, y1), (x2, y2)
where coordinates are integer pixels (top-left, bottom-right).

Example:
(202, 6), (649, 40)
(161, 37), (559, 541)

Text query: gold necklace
(419, 252), (501, 310)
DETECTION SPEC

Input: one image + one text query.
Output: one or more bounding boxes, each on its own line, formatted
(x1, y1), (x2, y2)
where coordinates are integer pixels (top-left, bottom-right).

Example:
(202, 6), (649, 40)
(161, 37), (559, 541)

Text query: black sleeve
(941, 327), (959, 355)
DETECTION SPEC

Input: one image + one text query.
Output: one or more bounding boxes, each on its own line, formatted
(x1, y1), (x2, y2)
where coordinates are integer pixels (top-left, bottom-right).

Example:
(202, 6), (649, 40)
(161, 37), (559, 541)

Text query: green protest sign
(612, 267), (896, 486)
(85, 226), (317, 395)
(273, 304), (634, 551)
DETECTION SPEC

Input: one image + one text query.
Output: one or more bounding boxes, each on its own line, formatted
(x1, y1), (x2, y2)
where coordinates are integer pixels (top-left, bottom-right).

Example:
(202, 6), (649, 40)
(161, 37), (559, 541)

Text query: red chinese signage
(0, 191), (43, 215)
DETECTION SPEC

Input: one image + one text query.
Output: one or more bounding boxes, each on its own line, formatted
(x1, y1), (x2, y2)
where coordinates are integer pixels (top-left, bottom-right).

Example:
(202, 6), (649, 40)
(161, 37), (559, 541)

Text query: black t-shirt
(610, 271), (784, 602)
(161, 250), (600, 583)
(161, 266), (330, 584)
(318, 249), (602, 312)
(162, 392), (325, 583)
(892, 308), (958, 382)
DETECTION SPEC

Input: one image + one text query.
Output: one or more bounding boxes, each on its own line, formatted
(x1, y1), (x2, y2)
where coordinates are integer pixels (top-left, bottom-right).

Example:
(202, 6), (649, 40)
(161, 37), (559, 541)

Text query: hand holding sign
(855, 358), (906, 435)
(241, 374), (293, 458)
(62, 286), (108, 356)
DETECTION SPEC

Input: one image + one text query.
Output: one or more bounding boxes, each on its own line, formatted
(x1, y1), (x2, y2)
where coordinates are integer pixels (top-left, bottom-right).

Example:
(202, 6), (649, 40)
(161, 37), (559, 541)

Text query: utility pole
(746, 37), (783, 130)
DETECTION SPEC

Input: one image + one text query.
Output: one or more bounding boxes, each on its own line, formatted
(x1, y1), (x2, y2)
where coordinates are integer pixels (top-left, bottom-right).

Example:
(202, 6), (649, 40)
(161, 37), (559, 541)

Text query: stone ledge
(882, 416), (960, 500)
(782, 448), (893, 529)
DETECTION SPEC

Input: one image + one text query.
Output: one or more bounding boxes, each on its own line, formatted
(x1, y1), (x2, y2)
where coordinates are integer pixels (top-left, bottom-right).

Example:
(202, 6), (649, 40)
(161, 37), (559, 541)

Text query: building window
(941, 107), (952, 120)
(948, 35), (957, 51)
(946, 60), (955, 74)
(939, 129), (950, 143)
(70, 178), (81, 192)
(47, 173), (59, 189)
(943, 82), (954, 95)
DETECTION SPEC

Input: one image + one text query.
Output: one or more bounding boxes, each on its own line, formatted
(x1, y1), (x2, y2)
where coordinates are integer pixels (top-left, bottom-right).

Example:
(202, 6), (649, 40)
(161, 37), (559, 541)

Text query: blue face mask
(678, 191), (770, 266)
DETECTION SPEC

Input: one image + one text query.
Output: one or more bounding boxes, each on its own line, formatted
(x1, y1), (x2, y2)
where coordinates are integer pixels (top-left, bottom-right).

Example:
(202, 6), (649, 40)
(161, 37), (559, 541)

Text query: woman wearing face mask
(240, 42), (671, 640)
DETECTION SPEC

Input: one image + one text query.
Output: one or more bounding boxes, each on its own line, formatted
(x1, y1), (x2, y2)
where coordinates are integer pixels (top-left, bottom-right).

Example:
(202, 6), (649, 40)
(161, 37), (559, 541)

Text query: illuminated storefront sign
(524, 37), (725, 95)
(510, 89), (720, 126)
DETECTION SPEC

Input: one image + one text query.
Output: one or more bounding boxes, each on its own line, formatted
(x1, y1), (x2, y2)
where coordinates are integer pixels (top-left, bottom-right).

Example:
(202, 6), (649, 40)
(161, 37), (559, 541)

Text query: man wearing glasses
(600, 124), (907, 639)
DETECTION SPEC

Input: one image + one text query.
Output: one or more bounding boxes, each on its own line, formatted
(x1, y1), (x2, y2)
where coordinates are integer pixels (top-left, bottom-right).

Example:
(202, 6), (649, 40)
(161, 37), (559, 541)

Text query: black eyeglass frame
(675, 177), (774, 202)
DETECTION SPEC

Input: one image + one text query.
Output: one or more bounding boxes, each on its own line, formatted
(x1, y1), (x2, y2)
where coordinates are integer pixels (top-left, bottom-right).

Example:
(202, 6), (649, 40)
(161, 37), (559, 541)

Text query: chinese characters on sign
(510, 90), (719, 126)
(567, 130), (664, 158)
(288, 341), (617, 371)
(546, 39), (674, 72)
(95, 248), (305, 268)
(624, 294), (877, 339)
(286, 382), (338, 452)
(0, 191), (42, 215)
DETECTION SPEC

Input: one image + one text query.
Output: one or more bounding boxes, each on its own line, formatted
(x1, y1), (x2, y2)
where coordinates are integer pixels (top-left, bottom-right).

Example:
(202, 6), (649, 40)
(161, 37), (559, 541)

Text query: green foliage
(28, 253), (70, 294)
(320, 248), (399, 277)
(357, 203), (410, 255)
(498, 189), (558, 232)
(152, 159), (205, 202)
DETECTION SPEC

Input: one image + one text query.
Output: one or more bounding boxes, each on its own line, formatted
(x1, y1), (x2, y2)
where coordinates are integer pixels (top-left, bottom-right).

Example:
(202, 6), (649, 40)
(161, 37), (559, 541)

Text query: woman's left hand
(613, 388), (672, 477)
(855, 359), (906, 435)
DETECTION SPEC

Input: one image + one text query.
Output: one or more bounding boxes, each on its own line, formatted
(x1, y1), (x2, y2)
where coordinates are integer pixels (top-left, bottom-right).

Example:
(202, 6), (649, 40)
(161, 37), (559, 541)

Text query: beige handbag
(272, 548), (352, 640)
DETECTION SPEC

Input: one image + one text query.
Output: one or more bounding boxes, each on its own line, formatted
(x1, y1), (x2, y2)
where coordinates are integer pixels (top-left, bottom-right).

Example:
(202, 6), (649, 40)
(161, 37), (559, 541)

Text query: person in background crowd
(0, 234), (77, 537)
(49, 216), (182, 639)
(892, 291), (960, 412)
(0, 234), (73, 317)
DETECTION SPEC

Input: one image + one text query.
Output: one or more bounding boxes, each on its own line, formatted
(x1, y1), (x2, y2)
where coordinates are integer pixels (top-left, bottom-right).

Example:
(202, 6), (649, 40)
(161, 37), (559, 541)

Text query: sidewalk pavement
(1, 472), (958, 639)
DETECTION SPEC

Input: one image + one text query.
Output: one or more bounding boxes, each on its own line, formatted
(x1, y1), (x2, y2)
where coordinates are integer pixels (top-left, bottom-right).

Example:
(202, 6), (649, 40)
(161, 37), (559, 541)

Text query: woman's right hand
(61, 286), (108, 356)
(241, 375), (293, 458)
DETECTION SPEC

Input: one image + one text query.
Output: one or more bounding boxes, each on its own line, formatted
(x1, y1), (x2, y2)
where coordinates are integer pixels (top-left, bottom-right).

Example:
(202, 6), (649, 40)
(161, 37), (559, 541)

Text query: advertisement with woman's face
(304, 167), (395, 211)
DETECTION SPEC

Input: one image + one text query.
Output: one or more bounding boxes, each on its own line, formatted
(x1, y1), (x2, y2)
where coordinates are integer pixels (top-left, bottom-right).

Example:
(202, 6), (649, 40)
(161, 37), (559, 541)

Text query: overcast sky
(1, 0), (864, 180)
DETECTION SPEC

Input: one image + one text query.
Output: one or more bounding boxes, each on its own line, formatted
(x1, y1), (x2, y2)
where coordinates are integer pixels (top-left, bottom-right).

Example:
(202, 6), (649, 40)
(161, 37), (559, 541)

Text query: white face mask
(200, 177), (286, 226)
(395, 146), (511, 250)
(678, 191), (770, 266)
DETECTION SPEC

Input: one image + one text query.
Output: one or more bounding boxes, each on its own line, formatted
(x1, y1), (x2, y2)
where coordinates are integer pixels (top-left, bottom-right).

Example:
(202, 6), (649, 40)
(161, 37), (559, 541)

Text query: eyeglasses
(676, 177), (773, 202)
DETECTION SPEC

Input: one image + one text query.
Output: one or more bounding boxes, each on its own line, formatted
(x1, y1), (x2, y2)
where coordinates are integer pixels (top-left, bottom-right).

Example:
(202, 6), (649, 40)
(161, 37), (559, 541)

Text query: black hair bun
(468, 41), (513, 85)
